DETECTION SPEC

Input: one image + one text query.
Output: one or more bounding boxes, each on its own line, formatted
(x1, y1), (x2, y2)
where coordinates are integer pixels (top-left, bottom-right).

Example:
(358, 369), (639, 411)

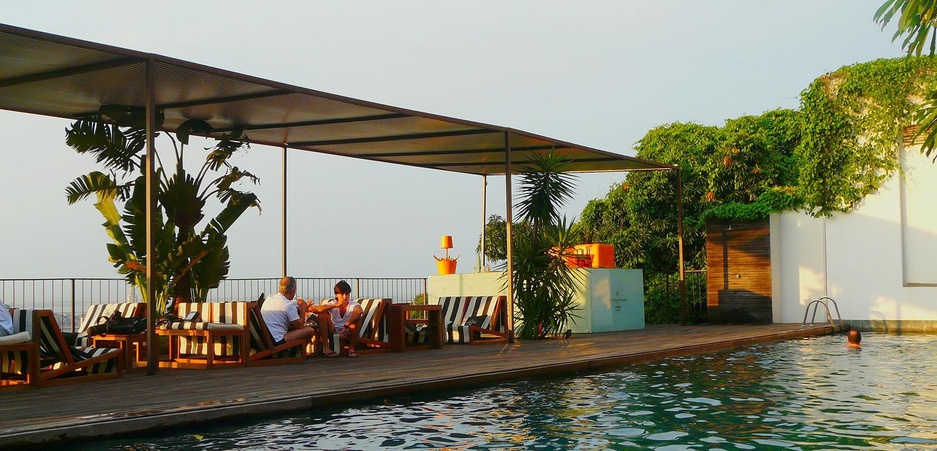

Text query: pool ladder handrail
(802, 296), (844, 329)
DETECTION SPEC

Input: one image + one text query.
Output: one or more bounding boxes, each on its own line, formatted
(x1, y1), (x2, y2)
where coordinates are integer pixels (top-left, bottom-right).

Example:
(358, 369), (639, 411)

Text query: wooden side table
(91, 333), (146, 372)
(386, 303), (444, 352)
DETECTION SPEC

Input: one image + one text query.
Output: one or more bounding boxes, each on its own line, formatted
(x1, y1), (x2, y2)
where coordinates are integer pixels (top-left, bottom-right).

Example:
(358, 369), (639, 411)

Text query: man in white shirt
(260, 277), (315, 346)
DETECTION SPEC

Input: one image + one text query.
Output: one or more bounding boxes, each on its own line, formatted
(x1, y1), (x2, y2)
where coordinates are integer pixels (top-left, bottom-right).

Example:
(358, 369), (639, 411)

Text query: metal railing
(643, 269), (708, 324)
(1, 277), (427, 333)
(803, 296), (844, 329)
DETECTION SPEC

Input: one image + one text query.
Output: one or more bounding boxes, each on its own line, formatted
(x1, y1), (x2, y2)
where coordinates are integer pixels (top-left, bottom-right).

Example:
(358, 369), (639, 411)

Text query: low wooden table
(91, 333), (146, 372)
(386, 303), (444, 352)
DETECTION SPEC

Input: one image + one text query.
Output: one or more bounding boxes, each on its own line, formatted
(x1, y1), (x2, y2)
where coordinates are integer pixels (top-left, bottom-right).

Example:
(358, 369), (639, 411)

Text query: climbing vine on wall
(797, 56), (937, 216)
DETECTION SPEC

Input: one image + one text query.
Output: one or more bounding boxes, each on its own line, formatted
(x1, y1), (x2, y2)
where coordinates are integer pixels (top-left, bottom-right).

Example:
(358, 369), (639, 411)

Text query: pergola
(0, 23), (683, 373)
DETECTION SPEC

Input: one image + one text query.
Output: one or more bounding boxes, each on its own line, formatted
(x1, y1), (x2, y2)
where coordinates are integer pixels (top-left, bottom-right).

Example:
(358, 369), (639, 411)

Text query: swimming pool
(75, 333), (937, 450)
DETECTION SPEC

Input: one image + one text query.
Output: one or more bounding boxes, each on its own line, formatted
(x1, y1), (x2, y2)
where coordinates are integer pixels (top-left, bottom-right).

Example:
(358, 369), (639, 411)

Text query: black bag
(87, 311), (147, 336)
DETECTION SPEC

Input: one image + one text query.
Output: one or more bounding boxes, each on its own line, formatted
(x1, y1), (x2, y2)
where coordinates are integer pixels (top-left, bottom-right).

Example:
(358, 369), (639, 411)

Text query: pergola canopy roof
(0, 23), (671, 175)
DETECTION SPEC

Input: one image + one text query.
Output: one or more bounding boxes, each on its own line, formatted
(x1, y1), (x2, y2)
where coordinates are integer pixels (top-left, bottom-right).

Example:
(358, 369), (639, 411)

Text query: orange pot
(437, 259), (457, 275)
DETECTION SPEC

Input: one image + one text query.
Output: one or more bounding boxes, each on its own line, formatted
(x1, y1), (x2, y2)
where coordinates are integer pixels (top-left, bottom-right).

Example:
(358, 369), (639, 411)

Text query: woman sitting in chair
(311, 280), (363, 358)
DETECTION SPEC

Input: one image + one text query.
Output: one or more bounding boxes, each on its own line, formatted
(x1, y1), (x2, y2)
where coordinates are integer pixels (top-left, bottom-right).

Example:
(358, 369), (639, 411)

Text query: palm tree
(875, 0), (937, 158)
(509, 151), (582, 339)
(64, 106), (260, 312)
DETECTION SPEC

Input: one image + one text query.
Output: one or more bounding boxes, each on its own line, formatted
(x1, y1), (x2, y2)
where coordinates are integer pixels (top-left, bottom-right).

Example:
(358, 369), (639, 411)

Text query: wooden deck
(0, 323), (840, 448)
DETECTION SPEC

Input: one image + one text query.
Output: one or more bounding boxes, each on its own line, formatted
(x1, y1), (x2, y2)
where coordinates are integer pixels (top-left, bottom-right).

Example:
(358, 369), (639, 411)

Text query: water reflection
(72, 333), (937, 450)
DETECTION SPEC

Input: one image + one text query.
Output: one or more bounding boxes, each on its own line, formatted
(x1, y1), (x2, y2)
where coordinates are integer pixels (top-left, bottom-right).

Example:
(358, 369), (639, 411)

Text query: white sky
(0, 1), (903, 280)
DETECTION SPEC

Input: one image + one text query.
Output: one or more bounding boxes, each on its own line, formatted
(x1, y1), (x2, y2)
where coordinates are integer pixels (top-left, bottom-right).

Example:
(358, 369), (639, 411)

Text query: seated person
(0, 300), (12, 337)
(311, 280), (363, 357)
(260, 276), (316, 346)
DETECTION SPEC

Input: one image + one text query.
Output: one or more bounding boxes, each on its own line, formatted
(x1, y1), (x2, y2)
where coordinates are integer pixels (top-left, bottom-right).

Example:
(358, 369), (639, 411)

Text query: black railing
(3, 272), (706, 332)
(642, 270), (708, 324)
(1, 277), (427, 333)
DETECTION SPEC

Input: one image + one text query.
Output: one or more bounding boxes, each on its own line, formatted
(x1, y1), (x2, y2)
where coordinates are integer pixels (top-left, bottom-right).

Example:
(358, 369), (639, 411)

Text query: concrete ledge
(846, 319), (937, 334)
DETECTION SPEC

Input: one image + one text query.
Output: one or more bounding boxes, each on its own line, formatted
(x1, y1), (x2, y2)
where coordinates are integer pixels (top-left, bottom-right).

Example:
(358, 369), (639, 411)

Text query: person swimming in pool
(847, 329), (861, 348)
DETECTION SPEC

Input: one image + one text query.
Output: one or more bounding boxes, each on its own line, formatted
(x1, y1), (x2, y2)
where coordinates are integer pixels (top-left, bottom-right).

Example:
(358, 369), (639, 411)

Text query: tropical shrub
(64, 106), (260, 312)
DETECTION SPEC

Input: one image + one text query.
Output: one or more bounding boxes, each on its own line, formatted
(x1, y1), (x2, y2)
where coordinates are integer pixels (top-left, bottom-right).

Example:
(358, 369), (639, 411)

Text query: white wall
(773, 146), (937, 324)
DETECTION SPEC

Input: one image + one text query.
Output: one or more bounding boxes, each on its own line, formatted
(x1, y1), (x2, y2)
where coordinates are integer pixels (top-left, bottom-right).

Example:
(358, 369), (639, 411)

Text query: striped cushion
(432, 296), (505, 344)
(435, 297), (470, 343)
(0, 346), (31, 377)
(454, 296), (501, 341)
(0, 324), (31, 378)
(356, 298), (390, 341)
(70, 346), (121, 374)
(173, 302), (247, 358)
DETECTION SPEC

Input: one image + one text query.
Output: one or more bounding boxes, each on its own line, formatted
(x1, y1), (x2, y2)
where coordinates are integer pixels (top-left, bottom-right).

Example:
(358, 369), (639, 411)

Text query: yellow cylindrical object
(437, 259), (457, 275)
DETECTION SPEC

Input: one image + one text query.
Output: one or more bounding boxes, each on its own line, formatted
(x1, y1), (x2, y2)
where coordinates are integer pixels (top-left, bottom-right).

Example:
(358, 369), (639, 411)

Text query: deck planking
(0, 323), (840, 447)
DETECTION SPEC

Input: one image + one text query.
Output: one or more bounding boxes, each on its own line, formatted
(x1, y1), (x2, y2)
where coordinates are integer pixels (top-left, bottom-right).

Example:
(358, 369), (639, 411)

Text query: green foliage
(700, 187), (803, 222)
(478, 214), (508, 265)
(875, 2), (937, 159)
(797, 57), (937, 215)
(875, 0), (937, 56)
(508, 152), (582, 339)
(65, 107), (261, 311)
(578, 115), (802, 275)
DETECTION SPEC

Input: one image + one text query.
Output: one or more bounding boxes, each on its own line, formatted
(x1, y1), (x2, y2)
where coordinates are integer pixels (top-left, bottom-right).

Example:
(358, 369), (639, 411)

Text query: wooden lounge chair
(74, 302), (145, 347)
(247, 302), (307, 366)
(434, 296), (508, 344)
(351, 298), (392, 352)
(459, 295), (508, 344)
(315, 298), (392, 355)
(0, 308), (39, 388)
(12, 309), (122, 385)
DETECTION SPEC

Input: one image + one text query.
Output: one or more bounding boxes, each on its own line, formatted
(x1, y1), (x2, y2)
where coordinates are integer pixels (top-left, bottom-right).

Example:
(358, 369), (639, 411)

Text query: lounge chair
(313, 298), (392, 355)
(0, 309), (39, 388)
(74, 302), (145, 347)
(459, 295), (508, 343)
(12, 309), (122, 385)
(434, 296), (508, 344)
(351, 298), (392, 352)
(246, 302), (307, 366)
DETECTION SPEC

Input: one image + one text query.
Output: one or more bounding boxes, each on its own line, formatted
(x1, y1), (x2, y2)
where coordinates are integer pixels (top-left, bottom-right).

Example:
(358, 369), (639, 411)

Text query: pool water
(75, 333), (937, 450)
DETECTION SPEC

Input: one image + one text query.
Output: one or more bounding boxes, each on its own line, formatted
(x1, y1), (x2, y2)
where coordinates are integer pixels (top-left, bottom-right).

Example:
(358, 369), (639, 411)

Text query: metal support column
(282, 146), (288, 276)
(145, 57), (158, 375)
(504, 132), (515, 343)
(480, 174), (487, 270)
(676, 165), (687, 326)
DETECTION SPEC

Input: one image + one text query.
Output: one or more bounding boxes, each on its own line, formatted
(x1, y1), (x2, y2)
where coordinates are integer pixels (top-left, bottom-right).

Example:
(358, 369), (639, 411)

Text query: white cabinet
(427, 268), (644, 334)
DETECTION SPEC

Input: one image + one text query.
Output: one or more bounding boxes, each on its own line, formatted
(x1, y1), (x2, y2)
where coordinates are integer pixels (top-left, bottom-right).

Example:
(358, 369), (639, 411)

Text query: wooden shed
(705, 219), (772, 324)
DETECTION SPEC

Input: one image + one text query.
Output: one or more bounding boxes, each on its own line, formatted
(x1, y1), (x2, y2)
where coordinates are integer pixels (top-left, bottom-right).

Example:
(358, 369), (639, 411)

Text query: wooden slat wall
(706, 219), (772, 324)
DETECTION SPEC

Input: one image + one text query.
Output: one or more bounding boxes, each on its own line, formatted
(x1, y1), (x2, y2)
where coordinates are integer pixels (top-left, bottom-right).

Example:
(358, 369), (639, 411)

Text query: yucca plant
(508, 151), (583, 339)
(64, 106), (260, 312)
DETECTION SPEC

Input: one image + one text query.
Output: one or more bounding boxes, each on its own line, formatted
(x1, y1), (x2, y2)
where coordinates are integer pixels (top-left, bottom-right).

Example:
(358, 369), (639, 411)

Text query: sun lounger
(246, 302), (307, 366)
(314, 298), (392, 355)
(0, 312), (39, 388)
(11, 309), (122, 385)
(433, 296), (508, 344)
(74, 302), (145, 347)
